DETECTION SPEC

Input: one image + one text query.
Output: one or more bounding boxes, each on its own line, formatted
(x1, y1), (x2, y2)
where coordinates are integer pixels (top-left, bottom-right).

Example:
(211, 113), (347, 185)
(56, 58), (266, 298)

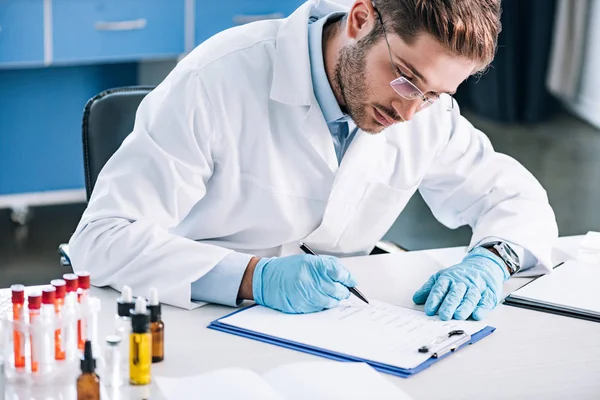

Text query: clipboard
(208, 304), (496, 379)
(503, 261), (600, 323)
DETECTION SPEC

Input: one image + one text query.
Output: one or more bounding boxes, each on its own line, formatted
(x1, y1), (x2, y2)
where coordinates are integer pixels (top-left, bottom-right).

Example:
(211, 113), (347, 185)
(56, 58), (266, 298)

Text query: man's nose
(392, 98), (422, 122)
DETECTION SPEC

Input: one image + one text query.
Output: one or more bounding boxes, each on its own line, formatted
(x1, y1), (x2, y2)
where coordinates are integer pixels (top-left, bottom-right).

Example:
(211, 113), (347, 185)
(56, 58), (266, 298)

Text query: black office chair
(58, 86), (405, 267)
(58, 86), (154, 267)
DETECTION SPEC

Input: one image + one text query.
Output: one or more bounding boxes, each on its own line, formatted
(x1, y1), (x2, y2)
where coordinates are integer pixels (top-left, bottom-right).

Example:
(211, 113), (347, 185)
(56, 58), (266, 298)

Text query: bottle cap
(76, 271), (91, 290)
(11, 284), (25, 304)
(106, 335), (122, 346)
(63, 273), (79, 293)
(51, 279), (66, 299)
(117, 286), (135, 317)
(148, 287), (161, 322)
(130, 297), (150, 334)
(80, 340), (96, 373)
(42, 286), (56, 305)
(28, 293), (42, 310)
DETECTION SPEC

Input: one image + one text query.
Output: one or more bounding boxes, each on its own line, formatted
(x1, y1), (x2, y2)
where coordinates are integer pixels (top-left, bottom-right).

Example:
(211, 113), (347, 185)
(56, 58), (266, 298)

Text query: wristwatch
(484, 242), (521, 276)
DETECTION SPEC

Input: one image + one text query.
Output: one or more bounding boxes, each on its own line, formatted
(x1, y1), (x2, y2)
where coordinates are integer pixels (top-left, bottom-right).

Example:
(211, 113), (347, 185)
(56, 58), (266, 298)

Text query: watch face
(497, 243), (520, 273)
(503, 243), (518, 262)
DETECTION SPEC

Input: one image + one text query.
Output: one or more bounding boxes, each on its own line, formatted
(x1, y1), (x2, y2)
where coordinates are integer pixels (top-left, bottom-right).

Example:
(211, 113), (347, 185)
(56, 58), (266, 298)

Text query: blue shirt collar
(308, 13), (350, 124)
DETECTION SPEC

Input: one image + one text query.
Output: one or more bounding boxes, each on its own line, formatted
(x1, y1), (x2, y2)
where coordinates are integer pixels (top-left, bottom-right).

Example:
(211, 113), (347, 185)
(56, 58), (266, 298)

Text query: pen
(298, 242), (369, 305)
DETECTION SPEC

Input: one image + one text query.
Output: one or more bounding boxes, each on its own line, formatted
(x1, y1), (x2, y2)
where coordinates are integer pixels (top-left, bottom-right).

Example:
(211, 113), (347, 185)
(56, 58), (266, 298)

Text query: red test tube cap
(42, 286), (56, 305)
(76, 271), (90, 290)
(28, 293), (42, 310)
(63, 273), (79, 293)
(51, 279), (66, 299)
(11, 284), (25, 304)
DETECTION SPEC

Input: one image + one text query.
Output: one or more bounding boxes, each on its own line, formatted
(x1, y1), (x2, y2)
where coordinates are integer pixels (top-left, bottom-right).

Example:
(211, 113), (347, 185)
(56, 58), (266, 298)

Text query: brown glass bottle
(77, 340), (100, 400)
(148, 287), (164, 362)
(150, 319), (164, 362)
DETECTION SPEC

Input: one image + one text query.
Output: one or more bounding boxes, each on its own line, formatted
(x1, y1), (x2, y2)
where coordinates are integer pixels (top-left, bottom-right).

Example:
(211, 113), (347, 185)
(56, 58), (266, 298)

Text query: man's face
(335, 25), (477, 134)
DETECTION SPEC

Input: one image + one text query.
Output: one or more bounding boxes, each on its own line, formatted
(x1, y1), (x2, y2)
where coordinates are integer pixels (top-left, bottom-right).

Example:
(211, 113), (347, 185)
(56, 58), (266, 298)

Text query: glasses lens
(390, 77), (423, 100)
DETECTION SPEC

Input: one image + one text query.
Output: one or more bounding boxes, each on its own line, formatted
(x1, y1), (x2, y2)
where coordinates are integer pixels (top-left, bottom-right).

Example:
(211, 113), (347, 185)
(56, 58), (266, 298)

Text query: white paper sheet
(156, 361), (413, 400)
(263, 361), (413, 400)
(219, 298), (487, 370)
(156, 368), (285, 400)
(510, 260), (600, 315)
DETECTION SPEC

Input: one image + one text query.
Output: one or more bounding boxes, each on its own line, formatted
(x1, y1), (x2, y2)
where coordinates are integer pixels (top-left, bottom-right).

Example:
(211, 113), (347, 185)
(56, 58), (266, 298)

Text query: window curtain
(454, 0), (560, 123)
(546, 0), (600, 130)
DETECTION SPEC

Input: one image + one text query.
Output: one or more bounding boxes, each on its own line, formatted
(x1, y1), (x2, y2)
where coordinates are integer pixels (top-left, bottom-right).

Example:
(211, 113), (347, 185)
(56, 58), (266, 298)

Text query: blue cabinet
(52, 0), (185, 64)
(195, 0), (303, 45)
(0, 0), (44, 66)
(0, 0), (317, 202)
(0, 65), (137, 196)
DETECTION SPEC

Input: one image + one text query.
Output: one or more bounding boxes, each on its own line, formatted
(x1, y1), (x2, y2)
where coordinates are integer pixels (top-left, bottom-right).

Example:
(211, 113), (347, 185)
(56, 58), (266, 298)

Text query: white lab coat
(69, 0), (558, 309)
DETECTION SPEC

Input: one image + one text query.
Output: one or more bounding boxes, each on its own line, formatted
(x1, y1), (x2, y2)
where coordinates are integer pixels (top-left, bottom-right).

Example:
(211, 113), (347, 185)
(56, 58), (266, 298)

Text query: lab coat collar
(270, 0), (349, 106)
(308, 12), (348, 123)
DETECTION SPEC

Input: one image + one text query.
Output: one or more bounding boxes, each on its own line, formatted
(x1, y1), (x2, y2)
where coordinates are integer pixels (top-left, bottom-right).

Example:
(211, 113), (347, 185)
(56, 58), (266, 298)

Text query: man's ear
(345, 0), (377, 40)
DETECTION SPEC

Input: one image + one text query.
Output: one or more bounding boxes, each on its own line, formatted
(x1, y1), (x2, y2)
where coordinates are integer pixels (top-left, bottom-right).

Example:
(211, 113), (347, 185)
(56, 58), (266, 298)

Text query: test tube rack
(1, 295), (101, 386)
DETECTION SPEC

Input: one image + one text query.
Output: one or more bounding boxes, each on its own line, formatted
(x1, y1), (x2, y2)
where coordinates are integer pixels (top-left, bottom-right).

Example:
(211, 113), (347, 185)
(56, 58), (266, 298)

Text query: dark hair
(366, 0), (502, 73)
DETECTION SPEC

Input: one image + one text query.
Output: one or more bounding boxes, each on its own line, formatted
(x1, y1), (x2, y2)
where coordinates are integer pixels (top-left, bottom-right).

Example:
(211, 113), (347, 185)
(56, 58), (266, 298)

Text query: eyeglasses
(373, 6), (454, 111)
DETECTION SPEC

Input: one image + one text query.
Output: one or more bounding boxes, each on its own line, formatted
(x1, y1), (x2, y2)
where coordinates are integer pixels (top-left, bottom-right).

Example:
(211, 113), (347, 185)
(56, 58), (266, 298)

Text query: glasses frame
(373, 6), (454, 111)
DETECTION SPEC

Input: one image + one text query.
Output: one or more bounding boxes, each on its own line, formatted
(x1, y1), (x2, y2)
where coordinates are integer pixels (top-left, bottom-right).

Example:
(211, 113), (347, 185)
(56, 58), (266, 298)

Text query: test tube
(62, 284), (79, 363)
(51, 279), (66, 360)
(40, 286), (57, 373)
(76, 272), (91, 351)
(11, 284), (26, 369)
(28, 292), (42, 373)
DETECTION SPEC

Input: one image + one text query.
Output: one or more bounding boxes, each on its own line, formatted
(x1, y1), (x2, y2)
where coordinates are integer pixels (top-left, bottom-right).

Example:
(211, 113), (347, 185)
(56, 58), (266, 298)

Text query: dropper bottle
(129, 296), (151, 385)
(148, 287), (164, 363)
(116, 285), (135, 383)
(77, 340), (100, 400)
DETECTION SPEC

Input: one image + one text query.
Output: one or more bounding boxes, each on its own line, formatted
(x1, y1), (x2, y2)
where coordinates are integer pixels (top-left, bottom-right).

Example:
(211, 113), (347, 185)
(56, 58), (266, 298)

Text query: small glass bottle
(148, 287), (164, 363)
(77, 340), (100, 400)
(129, 297), (151, 385)
(103, 335), (123, 387)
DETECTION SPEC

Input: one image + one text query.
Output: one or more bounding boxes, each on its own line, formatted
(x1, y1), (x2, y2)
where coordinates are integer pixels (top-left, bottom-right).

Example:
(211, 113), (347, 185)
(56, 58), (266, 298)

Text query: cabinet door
(52, 0), (184, 64)
(195, 0), (303, 45)
(0, 0), (44, 66)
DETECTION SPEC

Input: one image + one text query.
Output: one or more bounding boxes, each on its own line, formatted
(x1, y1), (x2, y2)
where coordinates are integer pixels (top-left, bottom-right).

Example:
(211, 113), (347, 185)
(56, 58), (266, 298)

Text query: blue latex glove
(412, 247), (509, 321)
(252, 254), (357, 314)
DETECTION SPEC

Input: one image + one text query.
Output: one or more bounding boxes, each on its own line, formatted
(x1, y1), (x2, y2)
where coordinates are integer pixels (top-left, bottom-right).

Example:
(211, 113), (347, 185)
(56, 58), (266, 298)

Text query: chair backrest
(82, 86), (154, 201)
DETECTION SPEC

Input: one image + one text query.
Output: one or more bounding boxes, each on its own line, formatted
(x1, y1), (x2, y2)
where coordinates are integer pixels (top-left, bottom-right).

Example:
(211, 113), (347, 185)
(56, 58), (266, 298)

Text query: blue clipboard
(208, 304), (496, 378)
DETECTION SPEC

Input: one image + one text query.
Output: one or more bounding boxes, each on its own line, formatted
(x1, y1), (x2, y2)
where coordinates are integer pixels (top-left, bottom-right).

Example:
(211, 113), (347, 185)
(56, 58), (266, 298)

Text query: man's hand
(245, 254), (357, 314)
(412, 247), (509, 321)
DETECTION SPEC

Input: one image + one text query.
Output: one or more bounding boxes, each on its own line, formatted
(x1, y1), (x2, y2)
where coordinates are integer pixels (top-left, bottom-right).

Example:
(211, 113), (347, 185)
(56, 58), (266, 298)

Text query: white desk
(3, 235), (600, 399)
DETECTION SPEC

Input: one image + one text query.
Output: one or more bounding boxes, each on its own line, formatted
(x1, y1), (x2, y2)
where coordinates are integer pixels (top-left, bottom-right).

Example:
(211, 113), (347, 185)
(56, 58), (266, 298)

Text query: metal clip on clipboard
(418, 329), (472, 358)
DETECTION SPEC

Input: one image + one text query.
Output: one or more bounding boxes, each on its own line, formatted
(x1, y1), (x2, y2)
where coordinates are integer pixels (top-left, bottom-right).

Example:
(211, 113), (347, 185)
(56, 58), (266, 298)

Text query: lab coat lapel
(302, 128), (386, 251)
(300, 103), (340, 173)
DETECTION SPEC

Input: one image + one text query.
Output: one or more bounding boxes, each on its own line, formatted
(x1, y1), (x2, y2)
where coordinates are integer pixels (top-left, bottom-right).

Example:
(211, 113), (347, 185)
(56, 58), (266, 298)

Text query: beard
(333, 39), (400, 134)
